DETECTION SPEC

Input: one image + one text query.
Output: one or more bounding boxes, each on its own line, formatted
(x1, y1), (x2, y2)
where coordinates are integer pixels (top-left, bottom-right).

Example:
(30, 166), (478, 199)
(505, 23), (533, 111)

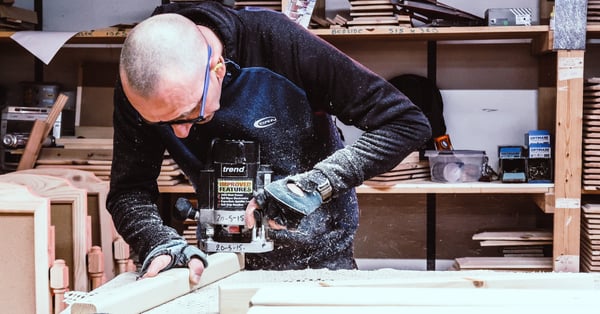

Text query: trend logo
(253, 116), (277, 128)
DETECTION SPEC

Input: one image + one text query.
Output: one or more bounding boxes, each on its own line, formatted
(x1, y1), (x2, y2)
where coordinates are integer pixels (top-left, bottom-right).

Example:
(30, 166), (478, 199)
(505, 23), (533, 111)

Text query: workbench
(64, 263), (600, 314)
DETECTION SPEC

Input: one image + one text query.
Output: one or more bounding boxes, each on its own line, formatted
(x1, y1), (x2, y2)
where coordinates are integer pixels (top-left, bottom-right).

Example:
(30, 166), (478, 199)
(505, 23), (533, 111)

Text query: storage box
(425, 150), (486, 183)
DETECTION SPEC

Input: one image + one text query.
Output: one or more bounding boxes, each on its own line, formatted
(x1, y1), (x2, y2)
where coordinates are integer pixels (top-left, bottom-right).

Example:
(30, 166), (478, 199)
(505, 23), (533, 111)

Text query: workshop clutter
(425, 149), (486, 183)
(363, 151), (430, 186)
(498, 130), (553, 183)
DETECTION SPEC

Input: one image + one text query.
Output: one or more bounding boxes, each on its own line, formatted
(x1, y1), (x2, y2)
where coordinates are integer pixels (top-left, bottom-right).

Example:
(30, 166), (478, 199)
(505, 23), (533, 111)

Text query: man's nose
(171, 123), (193, 138)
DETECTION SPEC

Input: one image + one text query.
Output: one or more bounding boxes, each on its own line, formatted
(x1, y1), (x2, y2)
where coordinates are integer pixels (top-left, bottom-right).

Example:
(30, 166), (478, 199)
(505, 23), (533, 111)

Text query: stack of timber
(472, 229), (552, 257)
(345, 0), (411, 28)
(183, 219), (199, 246)
(450, 229), (553, 271)
(583, 77), (600, 191)
(364, 151), (430, 186)
(589, 0), (600, 25)
(35, 137), (186, 186)
(581, 203), (600, 272)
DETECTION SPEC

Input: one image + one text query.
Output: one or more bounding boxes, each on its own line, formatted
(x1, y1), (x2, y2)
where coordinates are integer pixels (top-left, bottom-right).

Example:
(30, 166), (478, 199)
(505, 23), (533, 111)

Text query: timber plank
(68, 253), (243, 314)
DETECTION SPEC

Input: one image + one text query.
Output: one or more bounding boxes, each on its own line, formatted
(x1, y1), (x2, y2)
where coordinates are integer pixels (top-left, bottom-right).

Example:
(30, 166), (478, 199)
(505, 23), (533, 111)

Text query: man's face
(121, 58), (223, 138)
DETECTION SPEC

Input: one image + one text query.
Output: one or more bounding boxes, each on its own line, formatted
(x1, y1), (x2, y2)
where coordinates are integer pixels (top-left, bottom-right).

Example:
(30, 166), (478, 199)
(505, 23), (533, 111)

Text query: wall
(12, 0), (160, 31)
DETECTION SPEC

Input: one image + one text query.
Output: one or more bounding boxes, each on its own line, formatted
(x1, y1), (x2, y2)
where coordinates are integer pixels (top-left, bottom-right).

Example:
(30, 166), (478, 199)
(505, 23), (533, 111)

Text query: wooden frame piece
(0, 173), (91, 291)
(0, 182), (51, 314)
(18, 168), (119, 281)
(219, 269), (600, 314)
(69, 253), (244, 314)
(249, 286), (600, 310)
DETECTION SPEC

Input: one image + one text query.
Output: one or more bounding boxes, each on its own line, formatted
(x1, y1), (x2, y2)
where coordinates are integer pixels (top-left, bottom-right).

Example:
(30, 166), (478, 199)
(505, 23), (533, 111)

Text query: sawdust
(143, 268), (429, 313)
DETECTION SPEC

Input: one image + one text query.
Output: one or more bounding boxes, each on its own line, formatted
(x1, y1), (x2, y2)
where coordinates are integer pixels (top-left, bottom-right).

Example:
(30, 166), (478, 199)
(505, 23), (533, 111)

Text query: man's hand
(141, 254), (205, 284)
(248, 170), (331, 229)
(245, 198), (287, 230)
(139, 240), (208, 284)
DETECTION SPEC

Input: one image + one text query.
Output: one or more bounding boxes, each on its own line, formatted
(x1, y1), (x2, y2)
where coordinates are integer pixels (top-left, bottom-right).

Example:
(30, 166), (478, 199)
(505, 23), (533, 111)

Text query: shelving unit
(0, 22), (586, 271)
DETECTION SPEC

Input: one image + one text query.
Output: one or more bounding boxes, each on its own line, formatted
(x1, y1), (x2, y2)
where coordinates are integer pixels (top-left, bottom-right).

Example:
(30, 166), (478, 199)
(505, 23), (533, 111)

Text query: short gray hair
(120, 13), (208, 97)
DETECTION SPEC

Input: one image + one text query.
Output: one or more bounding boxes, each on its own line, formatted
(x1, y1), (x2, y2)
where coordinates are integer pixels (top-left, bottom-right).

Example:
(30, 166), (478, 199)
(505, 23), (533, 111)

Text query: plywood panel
(0, 182), (51, 314)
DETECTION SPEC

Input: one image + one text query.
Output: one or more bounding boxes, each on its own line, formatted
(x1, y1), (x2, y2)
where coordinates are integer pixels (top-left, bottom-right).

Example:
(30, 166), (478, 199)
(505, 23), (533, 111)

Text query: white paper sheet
(10, 31), (78, 65)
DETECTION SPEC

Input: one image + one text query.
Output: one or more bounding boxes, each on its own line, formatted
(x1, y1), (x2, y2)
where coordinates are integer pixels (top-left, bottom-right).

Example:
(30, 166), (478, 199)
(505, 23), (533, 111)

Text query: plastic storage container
(425, 150), (486, 183)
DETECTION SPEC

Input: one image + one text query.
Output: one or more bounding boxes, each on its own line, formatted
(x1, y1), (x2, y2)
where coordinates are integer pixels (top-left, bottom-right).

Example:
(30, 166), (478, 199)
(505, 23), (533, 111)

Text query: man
(107, 1), (431, 284)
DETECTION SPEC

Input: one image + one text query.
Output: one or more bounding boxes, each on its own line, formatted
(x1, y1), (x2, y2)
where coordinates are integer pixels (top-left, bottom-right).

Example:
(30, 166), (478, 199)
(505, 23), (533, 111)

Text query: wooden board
(219, 269), (600, 314)
(0, 182), (51, 314)
(17, 93), (68, 170)
(453, 257), (552, 271)
(68, 253), (244, 314)
(0, 173), (91, 291)
(249, 286), (600, 309)
(472, 230), (552, 241)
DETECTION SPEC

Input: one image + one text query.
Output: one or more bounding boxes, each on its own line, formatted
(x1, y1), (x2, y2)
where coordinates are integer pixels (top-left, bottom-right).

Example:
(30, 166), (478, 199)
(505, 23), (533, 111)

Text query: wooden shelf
(159, 182), (555, 214)
(0, 29), (129, 44)
(159, 181), (553, 195)
(312, 25), (549, 41)
(1, 25), (550, 45)
(355, 182), (553, 194)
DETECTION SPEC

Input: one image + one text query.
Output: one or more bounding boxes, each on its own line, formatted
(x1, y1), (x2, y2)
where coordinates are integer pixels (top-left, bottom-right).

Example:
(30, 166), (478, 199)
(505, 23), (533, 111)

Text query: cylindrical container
(2, 132), (56, 148)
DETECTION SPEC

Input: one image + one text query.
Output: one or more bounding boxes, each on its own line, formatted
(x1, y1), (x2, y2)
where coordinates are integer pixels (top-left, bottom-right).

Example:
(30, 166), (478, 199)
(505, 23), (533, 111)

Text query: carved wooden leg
(87, 246), (104, 290)
(50, 259), (69, 314)
(113, 236), (131, 274)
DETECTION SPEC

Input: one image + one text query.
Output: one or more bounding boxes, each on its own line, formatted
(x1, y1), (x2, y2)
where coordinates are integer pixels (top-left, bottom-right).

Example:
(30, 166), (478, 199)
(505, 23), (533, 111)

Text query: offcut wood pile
(363, 151), (430, 186)
(35, 137), (186, 186)
(581, 203), (600, 272)
(451, 229), (553, 271)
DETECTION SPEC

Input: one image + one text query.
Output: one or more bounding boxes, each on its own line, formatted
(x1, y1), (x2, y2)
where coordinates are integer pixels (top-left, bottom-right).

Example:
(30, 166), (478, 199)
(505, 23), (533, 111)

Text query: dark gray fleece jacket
(107, 1), (431, 270)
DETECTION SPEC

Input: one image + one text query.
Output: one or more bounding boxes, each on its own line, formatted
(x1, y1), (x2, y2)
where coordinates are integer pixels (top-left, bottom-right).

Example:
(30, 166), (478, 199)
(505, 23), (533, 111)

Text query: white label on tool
(214, 210), (246, 225)
(555, 198), (581, 209)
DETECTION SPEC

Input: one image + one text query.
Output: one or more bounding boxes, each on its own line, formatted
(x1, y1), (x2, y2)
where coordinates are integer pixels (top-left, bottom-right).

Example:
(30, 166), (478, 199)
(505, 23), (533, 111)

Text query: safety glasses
(138, 45), (213, 126)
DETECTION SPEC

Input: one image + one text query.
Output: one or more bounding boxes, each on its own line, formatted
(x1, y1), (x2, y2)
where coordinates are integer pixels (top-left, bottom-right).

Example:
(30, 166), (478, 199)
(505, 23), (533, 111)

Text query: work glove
(139, 239), (208, 277)
(254, 169), (332, 229)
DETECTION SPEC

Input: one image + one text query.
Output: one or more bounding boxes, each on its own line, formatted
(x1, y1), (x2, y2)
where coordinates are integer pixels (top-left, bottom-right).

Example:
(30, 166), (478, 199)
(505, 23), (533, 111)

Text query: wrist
(309, 170), (332, 203)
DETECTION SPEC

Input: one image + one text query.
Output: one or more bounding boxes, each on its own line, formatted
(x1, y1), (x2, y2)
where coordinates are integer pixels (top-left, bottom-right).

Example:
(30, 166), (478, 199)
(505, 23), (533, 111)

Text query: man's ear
(213, 56), (226, 80)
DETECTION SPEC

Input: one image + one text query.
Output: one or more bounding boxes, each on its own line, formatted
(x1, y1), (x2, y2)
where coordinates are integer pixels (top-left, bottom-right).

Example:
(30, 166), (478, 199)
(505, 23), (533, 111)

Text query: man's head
(120, 13), (224, 138)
